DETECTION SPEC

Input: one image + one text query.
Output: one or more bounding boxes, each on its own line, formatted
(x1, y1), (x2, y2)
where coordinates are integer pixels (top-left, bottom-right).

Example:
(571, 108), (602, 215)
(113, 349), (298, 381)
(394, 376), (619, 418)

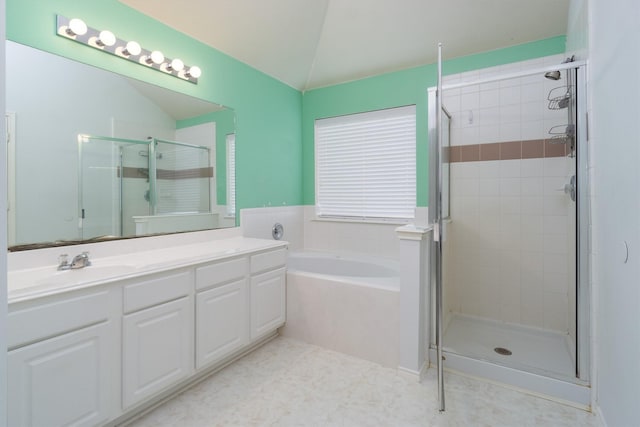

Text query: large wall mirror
(5, 41), (236, 250)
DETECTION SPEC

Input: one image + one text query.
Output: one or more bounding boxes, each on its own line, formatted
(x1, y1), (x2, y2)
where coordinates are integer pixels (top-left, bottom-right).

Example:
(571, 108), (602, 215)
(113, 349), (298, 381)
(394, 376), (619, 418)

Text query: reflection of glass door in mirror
(79, 135), (151, 240)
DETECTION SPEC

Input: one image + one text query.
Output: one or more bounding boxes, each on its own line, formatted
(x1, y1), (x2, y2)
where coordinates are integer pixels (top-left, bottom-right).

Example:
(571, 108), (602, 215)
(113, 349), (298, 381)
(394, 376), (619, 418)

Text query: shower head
(544, 70), (561, 81)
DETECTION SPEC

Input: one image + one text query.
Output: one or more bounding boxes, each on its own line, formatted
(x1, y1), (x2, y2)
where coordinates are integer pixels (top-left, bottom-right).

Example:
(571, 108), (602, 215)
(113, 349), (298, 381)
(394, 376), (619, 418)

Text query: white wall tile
(544, 158), (569, 177)
(521, 120), (546, 140)
(479, 89), (500, 109)
(543, 195), (568, 216)
(453, 178), (479, 196)
(478, 197), (501, 217)
(461, 92), (480, 111)
(459, 126), (480, 145)
(500, 178), (521, 196)
(521, 82), (545, 103)
(521, 286), (544, 328)
(521, 159), (544, 177)
(477, 161), (501, 178)
(499, 86), (522, 105)
(500, 160), (521, 177)
(451, 162), (479, 179)
(521, 177), (543, 196)
(544, 234), (568, 254)
(521, 215), (543, 235)
(500, 196), (521, 215)
(521, 250), (544, 273)
(543, 215), (568, 235)
(478, 125), (500, 143)
(521, 101), (545, 122)
(479, 107), (500, 126)
(499, 104), (521, 124)
(543, 291), (568, 331)
(543, 176), (567, 196)
(478, 178), (500, 196)
(521, 196), (544, 215)
(544, 252), (568, 274)
(241, 206), (304, 250)
(499, 123), (522, 141)
(521, 232), (544, 252)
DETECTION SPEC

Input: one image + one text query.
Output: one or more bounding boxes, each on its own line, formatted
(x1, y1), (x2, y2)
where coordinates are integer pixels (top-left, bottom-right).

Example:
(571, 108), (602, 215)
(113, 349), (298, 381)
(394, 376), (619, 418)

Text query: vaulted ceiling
(120, 0), (570, 91)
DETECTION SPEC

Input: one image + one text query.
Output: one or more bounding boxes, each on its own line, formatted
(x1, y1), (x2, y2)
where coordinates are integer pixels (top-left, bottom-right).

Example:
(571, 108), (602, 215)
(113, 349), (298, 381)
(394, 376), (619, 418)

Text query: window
(226, 133), (236, 216)
(315, 105), (416, 221)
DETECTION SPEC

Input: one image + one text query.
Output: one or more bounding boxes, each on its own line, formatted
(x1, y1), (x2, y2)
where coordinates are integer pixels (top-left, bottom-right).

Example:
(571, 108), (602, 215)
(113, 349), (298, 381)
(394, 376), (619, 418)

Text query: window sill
(312, 216), (412, 226)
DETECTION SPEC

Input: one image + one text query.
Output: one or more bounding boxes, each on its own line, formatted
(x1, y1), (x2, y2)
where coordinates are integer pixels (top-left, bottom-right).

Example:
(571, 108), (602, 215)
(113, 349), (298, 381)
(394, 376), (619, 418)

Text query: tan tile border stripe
(120, 167), (214, 179)
(448, 139), (567, 163)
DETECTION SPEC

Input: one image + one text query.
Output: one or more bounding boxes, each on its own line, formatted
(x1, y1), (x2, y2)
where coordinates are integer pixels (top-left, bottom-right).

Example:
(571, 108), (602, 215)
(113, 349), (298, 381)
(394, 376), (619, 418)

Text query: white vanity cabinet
(7, 237), (288, 426)
(195, 257), (249, 370)
(250, 249), (287, 340)
(7, 290), (119, 427)
(122, 270), (194, 409)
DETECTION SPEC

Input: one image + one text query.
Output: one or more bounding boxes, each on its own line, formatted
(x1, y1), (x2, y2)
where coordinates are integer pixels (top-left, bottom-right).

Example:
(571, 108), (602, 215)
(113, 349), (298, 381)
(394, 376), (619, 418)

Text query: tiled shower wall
(443, 54), (576, 336)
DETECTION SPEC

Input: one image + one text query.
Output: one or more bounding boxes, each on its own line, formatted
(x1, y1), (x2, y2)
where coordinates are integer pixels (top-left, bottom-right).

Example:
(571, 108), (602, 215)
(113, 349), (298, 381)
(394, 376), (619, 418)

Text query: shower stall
(428, 54), (590, 407)
(78, 135), (211, 240)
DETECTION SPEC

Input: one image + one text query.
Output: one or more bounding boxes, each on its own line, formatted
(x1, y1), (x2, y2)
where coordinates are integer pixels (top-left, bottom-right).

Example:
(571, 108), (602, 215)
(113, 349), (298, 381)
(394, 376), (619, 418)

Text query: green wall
(177, 109), (236, 205)
(6, 0), (566, 215)
(301, 36), (566, 206)
(6, 0), (302, 214)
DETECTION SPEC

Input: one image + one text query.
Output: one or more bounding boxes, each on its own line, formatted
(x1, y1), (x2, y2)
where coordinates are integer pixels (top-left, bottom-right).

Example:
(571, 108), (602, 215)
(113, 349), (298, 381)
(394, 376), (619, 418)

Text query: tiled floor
(126, 336), (599, 427)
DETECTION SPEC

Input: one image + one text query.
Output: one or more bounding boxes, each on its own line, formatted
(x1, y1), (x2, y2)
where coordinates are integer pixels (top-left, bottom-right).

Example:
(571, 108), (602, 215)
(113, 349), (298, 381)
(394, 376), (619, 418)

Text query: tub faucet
(58, 252), (91, 270)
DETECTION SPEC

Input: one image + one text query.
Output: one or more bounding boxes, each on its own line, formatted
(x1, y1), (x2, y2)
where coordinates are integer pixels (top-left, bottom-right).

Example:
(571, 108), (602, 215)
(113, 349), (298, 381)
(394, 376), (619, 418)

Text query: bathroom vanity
(7, 235), (287, 426)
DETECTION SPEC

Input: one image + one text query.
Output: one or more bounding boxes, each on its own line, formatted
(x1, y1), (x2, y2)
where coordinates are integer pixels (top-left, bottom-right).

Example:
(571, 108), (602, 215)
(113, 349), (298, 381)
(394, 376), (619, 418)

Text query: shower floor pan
(430, 313), (590, 408)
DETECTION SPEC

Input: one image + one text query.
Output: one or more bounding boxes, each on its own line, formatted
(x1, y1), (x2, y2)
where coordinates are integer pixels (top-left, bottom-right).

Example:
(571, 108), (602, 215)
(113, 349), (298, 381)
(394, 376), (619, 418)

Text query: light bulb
(150, 50), (164, 65)
(97, 30), (116, 47)
(186, 66), (202, 79)
(167, 58), (184, 72)
(66, 18), (87, 37)
(123, 41), (141, 56)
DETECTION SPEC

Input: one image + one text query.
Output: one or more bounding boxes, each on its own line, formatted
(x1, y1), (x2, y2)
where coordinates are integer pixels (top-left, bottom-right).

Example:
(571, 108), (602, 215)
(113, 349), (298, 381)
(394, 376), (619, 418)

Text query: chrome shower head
(545, 70), (561, 80)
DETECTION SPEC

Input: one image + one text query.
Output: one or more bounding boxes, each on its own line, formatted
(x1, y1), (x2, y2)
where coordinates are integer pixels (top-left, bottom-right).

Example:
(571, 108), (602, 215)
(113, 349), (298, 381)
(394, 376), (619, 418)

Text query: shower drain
(494, 347), (512, 356)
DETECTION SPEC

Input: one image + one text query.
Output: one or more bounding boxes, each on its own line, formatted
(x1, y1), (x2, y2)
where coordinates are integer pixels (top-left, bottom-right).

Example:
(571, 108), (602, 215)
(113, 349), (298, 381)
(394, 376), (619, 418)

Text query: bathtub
(281, 251), (400, 368)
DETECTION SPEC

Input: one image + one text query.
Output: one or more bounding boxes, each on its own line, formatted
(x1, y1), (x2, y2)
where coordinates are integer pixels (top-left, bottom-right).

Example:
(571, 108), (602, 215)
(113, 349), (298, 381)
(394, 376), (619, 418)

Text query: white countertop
(8, 236), (288, 303)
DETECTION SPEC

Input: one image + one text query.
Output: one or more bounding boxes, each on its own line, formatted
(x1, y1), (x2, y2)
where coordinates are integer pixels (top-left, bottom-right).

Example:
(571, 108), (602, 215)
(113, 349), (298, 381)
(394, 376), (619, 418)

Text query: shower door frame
(428, 60), (590, 385)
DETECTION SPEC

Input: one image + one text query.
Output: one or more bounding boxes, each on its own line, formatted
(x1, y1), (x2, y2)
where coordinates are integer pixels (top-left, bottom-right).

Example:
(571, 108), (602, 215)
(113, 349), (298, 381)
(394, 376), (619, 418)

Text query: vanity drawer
(250, 248), (287, 274)
(196, 257), (248, 290)
(8, 291), (110, 349)
(123, 270), (192, 314)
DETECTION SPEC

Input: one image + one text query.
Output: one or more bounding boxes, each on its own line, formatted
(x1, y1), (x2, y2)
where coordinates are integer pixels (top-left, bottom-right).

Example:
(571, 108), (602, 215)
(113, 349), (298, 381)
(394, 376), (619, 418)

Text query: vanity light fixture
(119, 41), (142, 57)
(65, 18), (88, 37)
(185, 66), (202, 79)
(56, 15), (201, 84)
(143, 50), (165, 66)
(96, 30), (116, 47)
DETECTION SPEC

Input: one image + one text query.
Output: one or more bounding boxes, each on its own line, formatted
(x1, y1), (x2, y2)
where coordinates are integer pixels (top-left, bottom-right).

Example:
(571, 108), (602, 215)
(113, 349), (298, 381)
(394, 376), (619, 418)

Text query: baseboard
(397, 359), (428, 382)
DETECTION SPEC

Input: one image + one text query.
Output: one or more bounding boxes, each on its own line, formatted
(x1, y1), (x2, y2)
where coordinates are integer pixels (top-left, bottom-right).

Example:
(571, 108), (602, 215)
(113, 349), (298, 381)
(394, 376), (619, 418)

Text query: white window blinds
(226, 134), (236, 216)
(315, 105), (416, 220)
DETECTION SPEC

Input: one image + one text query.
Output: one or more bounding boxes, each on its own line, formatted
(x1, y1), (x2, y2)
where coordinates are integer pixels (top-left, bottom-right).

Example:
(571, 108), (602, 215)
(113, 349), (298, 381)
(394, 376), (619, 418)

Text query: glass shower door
(78, 135), (150, 239)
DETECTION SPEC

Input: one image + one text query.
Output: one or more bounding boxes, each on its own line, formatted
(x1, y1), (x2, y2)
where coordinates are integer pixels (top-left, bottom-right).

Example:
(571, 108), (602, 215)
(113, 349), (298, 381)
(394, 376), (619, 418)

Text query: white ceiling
(120, 0), (570, 91)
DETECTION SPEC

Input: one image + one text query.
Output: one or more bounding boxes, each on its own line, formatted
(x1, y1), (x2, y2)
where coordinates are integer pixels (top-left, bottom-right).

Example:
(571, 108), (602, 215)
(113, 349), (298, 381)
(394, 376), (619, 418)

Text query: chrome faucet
(57, 252), (91, 270)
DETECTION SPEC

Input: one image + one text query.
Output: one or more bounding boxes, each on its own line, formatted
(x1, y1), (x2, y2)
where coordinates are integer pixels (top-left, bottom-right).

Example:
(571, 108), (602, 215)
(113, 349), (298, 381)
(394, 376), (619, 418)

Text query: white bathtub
(281, 251), (400, 368)
(286, 251), (399, 290)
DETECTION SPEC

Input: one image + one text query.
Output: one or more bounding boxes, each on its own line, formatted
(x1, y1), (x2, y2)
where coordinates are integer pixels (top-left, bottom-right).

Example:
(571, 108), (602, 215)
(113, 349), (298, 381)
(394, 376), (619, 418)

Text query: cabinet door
(8, 322), (114, 427)
(122, 297), (192, 409)
(196, 279), (248, 369)
(250, 268), (286, 340)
